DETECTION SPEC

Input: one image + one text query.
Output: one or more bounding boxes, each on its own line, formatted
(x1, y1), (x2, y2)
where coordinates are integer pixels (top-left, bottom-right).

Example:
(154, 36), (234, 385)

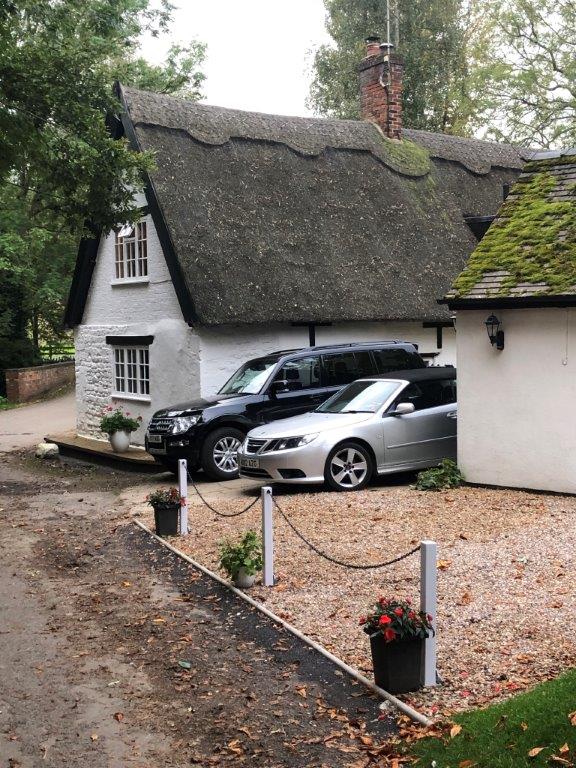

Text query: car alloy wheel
(325, 442), (372, 491)
(213, 436), (242, 473)
(201, 426), (246, 480)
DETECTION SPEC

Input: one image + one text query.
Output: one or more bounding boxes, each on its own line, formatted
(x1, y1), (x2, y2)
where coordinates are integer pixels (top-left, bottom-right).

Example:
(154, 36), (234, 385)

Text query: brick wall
(5, 361), (75, 403)
(359, 51), (403, 139)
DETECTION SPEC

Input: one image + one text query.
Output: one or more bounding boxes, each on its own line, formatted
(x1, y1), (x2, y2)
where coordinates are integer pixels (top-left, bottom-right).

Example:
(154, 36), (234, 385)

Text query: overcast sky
(140, 1), (332, 116)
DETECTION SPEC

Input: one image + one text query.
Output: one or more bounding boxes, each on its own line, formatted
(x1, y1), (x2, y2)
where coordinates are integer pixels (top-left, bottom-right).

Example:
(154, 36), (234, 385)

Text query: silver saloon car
(237, 368), (457, 491)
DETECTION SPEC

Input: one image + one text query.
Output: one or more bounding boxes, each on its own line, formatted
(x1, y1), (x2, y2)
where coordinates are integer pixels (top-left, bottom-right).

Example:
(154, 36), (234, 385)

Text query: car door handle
(446, 411), (457, 419)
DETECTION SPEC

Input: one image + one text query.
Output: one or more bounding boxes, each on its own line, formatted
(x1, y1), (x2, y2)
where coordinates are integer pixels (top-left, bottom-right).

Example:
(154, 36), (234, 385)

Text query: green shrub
(414, 458), (464, 491)
(218, 530), (263, 579)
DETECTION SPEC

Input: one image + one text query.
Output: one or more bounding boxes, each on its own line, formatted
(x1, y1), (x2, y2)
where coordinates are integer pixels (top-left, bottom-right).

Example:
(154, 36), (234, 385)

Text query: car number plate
(148, 434), (163, 444)
(240, 457), (259, 469)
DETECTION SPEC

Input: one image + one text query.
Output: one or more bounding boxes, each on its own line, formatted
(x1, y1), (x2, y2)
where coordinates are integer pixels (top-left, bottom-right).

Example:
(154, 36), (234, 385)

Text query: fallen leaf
(520, 722), (529, 731)
(458, 592), (473, 606)
(458, 761), (477, 768)
(559, 744), (570, 754)
(437, 559), (452, 570)
(113, 712), (124, 722)
(90, 734), (98, 742)
(295, 685), (307, 698)
(569, 711), (576, 726)
(121, 581), (131, 587)
(450, 724), (463, 739)
(528, 747), (545, 758)
(178, 660), (192, 670)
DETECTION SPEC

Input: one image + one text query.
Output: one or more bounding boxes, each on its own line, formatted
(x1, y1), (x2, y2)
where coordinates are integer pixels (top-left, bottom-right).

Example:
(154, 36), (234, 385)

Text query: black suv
(145, 341), (425, 479)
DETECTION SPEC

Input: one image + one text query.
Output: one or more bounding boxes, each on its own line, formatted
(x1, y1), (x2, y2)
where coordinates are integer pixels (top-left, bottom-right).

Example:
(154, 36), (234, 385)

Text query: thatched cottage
(65, 39), (526, 444)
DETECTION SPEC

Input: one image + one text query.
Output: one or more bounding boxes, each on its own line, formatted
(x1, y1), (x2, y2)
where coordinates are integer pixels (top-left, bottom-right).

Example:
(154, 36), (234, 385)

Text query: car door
(253, 355), (327, 424)
(382, 379), (457, 469)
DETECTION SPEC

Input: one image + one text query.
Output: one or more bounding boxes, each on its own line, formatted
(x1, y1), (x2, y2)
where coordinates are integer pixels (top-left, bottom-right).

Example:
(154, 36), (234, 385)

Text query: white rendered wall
(456, 308), (576, 493)
(76, 199), (200, 445)
(198, 321), (455, 397)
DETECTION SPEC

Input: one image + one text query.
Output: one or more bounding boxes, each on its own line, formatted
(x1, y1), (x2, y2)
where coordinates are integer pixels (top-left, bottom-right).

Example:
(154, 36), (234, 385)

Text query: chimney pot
(364, 36), (381, 58)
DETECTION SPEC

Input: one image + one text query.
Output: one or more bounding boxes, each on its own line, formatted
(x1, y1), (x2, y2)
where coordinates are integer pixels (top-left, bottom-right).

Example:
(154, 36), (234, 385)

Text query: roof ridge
(119, 84), (525, 176)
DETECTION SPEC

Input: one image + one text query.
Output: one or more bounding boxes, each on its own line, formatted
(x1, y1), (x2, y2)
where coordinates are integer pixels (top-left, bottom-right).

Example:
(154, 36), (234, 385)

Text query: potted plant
(218, 530), (263, 588)
(360, 597), (434, 694)
(100, 406), (142, 452)
(146, 487), (182, 536)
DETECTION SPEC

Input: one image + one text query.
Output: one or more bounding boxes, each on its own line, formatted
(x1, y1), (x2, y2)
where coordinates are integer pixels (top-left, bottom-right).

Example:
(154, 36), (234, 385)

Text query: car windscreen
(219, 357), (279, 395)
(316, 380), (402, 413)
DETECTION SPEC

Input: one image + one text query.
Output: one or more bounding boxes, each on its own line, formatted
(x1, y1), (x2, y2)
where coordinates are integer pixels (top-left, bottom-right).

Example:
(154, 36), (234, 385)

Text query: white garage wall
(456, 308), (576, 493)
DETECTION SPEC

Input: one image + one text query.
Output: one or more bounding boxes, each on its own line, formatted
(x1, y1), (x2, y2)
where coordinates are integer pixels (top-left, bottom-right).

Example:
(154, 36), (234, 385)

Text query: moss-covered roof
(446, 151), (576, 301)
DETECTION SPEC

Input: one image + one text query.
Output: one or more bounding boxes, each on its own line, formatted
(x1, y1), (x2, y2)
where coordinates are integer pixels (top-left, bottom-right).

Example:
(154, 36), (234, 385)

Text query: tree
(0, 0), (205, 364)
(308, 0), (477, 135)
(476, 0), (576, 147)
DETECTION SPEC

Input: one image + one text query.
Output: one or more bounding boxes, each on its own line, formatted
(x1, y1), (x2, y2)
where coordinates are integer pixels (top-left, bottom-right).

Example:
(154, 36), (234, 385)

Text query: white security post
(178, 459), (188, 535)
(420, 540), (437, 687)
(261, 486), (274, 586)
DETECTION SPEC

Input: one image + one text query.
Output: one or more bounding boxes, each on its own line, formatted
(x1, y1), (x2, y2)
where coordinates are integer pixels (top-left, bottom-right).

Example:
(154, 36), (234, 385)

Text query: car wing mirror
(269, 380), (289, 398)
(388, 402), (415, 416)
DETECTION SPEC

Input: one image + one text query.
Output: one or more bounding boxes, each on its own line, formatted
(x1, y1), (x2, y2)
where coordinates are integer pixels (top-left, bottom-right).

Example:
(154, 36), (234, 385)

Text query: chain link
(272, 497), (420, 570)
(186, 470), (259, 518)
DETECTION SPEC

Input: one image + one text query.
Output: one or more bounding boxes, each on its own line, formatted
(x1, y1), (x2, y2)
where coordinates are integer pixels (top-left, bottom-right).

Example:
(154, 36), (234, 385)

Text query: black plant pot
(153, 502), (180, 537)
(370, 633), (424, 694)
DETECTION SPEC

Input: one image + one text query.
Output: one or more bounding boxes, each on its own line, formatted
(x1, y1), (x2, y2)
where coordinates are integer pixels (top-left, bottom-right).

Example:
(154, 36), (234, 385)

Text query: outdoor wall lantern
(485, 314), (504, 350)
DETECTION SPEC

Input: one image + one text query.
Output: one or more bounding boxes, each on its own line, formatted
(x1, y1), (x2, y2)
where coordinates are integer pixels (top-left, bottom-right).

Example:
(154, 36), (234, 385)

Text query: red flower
(359, 616), (367, 625)
(394, 607), (403, 616)
(427, 614), (433, 623)
(378, 615), (392, 626)
(383, 628), (396, 642)
(408, 611), (416, 619)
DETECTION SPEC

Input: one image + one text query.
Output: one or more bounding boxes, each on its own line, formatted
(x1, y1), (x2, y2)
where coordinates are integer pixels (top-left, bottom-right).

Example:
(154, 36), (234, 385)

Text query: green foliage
(414, 458), (464, 491)
(360, 597), (433, 642)
(308, 0), (479, 134)
(146, 487), (182, 506)
(0, 396), (10, 410)
(452, 166), (576, 297)
(0, 0), (205, 357)
(476, 0), (576, 147)
(99, 406), (142, 434)
(218, 530), (263, 579)
(410, 668), (576, 767)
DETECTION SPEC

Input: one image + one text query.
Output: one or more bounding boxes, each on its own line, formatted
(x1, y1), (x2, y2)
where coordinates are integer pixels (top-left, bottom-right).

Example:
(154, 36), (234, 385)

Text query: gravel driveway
(134, 480), (576, 718)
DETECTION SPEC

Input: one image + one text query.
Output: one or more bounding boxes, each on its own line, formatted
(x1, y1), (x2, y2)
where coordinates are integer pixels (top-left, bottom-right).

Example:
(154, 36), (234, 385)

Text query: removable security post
(261, 486), (274, 586)
(178, 459), (188, 535)
(420, 540), (437, 687)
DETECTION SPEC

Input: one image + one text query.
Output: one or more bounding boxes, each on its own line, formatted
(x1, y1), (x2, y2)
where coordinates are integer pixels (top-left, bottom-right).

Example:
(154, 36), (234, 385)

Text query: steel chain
(186, 470), (259, 518)
(272, 497), (420, 570)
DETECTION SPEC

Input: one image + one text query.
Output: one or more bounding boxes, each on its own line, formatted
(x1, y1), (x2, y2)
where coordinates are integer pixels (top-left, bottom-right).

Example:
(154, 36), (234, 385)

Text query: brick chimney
(359, 36), (403, 140)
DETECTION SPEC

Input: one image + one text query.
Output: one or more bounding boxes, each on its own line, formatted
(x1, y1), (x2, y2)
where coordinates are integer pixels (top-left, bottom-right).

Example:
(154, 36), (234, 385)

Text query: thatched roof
(445, 150), (576, 309)
(66, 86), (529, 328)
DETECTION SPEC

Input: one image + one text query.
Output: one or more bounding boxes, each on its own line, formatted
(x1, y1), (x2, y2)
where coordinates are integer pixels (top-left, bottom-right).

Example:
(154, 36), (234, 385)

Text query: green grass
(411, 669), (576, 767)
(0, 396), (15, 410)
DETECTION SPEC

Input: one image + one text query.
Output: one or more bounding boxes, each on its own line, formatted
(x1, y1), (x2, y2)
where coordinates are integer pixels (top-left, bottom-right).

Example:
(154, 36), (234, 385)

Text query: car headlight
(271, 433), (318, 451)
(171, 414), (200, 434)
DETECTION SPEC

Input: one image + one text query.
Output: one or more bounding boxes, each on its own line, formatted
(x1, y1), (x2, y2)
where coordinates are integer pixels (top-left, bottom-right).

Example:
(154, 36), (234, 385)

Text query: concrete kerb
(132, 518), (433, 728)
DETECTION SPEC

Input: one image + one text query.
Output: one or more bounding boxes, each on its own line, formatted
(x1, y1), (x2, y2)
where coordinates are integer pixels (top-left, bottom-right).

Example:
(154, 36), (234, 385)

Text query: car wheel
(324, 442), (373, 492)
(200, 427), (245, 480)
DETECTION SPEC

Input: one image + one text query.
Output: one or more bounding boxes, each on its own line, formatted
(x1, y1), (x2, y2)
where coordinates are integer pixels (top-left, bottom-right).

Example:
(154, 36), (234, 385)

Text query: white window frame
(112, 346), (150, 401)
(113, 220), (148, 284)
